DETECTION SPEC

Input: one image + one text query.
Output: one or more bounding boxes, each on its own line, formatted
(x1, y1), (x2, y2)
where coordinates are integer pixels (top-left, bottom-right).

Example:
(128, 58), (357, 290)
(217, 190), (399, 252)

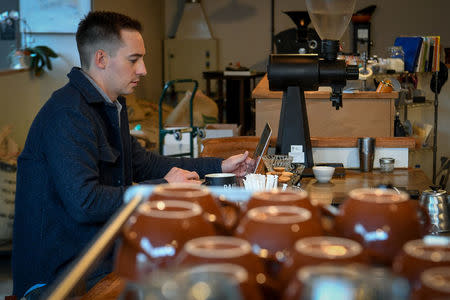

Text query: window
(0, 0), (19, 70)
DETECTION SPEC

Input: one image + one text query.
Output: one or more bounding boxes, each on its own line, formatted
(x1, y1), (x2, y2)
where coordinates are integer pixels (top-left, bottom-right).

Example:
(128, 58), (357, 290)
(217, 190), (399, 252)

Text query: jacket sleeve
(42, 108), (124, 224)
(130, 136), (223, 183)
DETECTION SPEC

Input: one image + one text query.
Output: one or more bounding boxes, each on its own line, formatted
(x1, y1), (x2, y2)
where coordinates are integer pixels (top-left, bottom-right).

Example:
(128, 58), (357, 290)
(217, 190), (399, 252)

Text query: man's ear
(93, 49), (108, 69)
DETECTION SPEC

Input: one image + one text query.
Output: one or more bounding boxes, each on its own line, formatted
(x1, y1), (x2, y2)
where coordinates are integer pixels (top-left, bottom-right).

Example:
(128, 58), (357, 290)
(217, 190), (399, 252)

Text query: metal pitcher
(420, 186), (450, 234)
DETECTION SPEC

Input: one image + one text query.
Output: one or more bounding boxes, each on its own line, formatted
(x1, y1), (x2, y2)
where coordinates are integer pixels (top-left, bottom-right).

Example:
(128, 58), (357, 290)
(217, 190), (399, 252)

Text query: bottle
(394, 112), (406, 137)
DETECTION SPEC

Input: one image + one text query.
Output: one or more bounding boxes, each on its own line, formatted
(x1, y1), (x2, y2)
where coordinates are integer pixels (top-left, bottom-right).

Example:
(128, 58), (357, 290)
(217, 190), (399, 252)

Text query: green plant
(24, 45), (58, 76)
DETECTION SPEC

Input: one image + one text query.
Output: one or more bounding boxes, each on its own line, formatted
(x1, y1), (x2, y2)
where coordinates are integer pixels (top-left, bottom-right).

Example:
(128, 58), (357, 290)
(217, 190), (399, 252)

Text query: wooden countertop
(303, 168), (432, 206)
(252, 75), (398, 99)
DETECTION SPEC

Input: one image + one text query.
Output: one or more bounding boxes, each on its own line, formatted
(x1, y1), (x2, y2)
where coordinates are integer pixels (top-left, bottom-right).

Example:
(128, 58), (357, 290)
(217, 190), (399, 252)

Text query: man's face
(104, 29), (147, 100)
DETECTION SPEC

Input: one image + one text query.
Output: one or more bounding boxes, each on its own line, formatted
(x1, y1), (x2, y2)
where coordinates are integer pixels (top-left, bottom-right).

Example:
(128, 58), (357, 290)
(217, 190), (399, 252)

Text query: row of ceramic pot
(113, 184), (449, 299)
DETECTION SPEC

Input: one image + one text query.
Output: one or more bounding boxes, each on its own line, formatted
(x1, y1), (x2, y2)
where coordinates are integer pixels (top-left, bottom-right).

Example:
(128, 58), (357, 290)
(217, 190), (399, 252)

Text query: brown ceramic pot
(148, 183), (239, 235)
(282, 264), (410, 300)
(180, 263), (263, 300)
(115, 200), (215, 281)
(332, 188), (430, 265)
(413, 267), (450, 300)
(245, 189), (320, 221)
(280, 236), (367, 288)
(282, 265), (364, 300)
(235, 206), (323, 259)
(234, 205), (323, 296)
(173, 236), (271, 298)
(392, 238), (450, 292)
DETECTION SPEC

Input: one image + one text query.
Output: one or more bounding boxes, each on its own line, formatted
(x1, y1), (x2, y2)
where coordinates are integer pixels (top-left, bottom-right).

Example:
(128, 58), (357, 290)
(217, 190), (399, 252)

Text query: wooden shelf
(410, 146), (433, 153)
(397, 100), (434, 108)
(0, 68), (29, 76)
(310, 137), (416, 149)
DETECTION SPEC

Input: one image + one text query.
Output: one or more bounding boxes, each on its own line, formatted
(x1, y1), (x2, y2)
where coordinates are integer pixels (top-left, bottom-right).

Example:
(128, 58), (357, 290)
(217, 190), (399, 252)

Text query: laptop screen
(251, 123), (272, 173)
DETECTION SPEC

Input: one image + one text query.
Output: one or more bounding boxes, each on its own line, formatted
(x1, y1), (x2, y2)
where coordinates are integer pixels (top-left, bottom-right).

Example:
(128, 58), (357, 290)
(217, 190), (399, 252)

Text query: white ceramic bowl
(312, 166), (335, 183)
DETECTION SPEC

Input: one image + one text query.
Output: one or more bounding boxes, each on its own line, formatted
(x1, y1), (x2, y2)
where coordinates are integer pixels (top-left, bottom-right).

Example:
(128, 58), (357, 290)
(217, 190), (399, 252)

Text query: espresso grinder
(268, 0), (359, 168)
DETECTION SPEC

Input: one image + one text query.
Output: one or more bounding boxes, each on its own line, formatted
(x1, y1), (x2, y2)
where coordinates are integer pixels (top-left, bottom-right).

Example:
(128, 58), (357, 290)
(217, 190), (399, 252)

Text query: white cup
(312, 166), (335, 183)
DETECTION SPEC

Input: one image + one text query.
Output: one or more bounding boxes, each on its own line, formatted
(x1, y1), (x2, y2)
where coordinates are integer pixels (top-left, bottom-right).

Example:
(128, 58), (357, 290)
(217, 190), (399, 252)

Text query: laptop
(251, 123), (272, 173)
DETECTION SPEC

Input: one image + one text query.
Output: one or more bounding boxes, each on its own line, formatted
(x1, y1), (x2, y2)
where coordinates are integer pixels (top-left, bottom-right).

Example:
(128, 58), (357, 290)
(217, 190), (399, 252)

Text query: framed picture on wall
(19, 0), (91, 33)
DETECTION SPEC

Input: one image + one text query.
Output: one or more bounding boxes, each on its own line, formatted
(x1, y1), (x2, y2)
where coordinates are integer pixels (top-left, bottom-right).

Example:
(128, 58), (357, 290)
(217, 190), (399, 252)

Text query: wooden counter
(252, 75), (398, 99)
(303, 168), (431, 206)
(252, 75), (399, 138)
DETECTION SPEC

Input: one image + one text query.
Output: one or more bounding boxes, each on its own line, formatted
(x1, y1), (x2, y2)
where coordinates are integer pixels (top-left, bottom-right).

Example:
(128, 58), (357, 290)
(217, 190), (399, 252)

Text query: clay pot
(174, 236), (268, 299)
(236, 206), (323, 259)
(280, 236), (367, 288)
(181, 263), (263, 300)
(148, 183), (239, 235)
(414, 267), (450, 300)
(245, 189), (320, 221)
(282, 264), (410, 300)
(282, 265), (362, 300)
(330, 188), (430, 265)
(393, 238), (450, 292)
(235, 205), (323, 296)
(115, 200), (215, 281)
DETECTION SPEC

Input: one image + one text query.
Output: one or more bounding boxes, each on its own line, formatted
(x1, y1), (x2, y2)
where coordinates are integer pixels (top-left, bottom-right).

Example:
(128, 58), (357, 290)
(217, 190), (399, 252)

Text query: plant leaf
(33, 47), (53, 71)
(24, 45), (58, 75)
(35, 45), (58, 58)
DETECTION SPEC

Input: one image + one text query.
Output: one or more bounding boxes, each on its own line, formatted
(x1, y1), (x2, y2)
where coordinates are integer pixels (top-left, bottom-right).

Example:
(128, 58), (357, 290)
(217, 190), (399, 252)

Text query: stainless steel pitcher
(420, 186), (450, 234)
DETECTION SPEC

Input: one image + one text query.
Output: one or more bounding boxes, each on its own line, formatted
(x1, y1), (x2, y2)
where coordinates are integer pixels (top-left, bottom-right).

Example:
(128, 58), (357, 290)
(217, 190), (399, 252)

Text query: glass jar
(387, 46), (404, 73)
(379, 157), (395, 173)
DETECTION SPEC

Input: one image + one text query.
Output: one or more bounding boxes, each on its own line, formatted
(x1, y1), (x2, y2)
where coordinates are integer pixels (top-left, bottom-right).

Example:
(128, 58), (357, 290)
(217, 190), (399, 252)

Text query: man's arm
(130, 136), (223, 182)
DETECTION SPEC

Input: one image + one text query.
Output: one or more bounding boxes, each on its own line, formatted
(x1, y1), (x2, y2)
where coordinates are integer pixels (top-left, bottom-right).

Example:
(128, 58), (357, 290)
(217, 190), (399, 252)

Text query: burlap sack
(126, 93), (147, 121)
(165, 90), (218, 127)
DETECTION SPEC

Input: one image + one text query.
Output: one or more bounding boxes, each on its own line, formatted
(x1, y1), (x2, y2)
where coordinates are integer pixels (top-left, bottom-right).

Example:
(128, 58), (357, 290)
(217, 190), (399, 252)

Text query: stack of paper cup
(288, 145), (305, 164)
(243, 174), (278, 191)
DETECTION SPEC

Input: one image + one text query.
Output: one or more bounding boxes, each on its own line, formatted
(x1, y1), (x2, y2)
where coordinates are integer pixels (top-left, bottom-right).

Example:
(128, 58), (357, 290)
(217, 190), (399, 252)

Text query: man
(12, 11), (254, 298)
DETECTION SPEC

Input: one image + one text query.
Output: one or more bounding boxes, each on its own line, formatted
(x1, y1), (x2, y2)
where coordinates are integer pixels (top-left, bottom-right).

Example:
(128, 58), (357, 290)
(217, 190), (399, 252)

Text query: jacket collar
(67, 67), (105, 104)
(67, 67), (127, 105)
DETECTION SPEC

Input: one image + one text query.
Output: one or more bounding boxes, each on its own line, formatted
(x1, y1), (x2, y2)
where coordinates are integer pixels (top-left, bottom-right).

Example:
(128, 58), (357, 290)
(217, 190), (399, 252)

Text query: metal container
(379, 157), (395, 173)
(358, 137), (375, 172)
(420, 186), (450, 234)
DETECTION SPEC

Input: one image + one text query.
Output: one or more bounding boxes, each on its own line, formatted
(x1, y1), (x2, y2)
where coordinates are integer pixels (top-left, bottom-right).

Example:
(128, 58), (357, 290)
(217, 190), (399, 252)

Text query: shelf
(372, 72), (409, 76)
(410, 146), (433, 153)
(0, 67), (29, 77)
(397, 100), (434, 108)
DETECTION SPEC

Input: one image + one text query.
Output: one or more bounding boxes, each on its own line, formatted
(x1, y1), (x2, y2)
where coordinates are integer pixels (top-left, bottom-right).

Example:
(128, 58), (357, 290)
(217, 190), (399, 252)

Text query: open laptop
(251, 123), (272, 173)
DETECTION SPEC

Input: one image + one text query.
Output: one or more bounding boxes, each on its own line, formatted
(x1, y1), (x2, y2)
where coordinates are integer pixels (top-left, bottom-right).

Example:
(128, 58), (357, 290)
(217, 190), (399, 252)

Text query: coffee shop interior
(1, 0), (450, 299)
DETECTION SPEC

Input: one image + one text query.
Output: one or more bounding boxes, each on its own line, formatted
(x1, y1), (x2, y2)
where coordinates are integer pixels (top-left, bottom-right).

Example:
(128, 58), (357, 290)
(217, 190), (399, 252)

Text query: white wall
(0, 0), (164, 147)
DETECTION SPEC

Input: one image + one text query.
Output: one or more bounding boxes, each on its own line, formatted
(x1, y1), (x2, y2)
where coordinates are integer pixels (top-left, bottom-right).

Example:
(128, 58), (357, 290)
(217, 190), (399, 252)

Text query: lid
(423, 185), (447, 197)
(379, 157), (395, 163)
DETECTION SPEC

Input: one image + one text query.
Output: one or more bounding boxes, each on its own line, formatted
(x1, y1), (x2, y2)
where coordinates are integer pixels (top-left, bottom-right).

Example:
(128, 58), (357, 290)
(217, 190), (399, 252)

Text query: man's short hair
(76, 11), (142, 69)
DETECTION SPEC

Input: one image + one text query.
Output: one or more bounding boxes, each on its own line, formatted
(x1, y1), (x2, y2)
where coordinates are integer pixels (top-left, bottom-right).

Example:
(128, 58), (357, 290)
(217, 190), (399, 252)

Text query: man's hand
(164, 167), (201, 184)
(221, 151), (256, 177)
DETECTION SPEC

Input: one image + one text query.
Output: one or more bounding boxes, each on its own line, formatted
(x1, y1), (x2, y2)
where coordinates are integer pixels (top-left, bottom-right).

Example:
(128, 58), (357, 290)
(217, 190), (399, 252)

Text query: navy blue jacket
(12, 67), (222, 297)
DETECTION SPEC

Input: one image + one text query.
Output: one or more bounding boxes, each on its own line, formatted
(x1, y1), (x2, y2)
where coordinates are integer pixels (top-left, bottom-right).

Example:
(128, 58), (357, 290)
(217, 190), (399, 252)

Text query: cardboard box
(162, 126), (199, 157)
(204, 124), (240, 139)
